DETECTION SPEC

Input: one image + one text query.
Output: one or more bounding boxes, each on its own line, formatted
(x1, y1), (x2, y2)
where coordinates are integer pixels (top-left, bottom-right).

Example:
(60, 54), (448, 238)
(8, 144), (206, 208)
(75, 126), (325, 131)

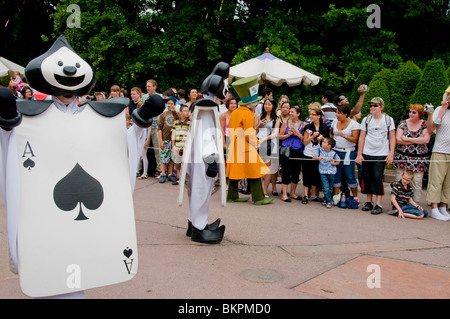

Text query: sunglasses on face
(409, 110), (417, 114)
(369, 104), (380, 108)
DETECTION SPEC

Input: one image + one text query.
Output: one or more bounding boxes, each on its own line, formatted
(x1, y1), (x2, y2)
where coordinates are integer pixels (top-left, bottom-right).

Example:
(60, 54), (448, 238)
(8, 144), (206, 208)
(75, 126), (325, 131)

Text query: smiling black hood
(25, 35), (97, 97)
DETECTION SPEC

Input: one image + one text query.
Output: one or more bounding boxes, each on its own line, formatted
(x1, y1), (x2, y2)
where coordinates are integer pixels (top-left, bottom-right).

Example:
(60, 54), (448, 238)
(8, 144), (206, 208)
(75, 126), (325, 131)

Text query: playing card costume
(0, 35), (164, 297)
(178, 62), (228, 243)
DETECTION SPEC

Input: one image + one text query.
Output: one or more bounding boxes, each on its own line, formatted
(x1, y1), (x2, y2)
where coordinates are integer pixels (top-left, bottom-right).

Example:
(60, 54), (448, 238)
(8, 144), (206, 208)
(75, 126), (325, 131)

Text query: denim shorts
(333, 150), (358, 188)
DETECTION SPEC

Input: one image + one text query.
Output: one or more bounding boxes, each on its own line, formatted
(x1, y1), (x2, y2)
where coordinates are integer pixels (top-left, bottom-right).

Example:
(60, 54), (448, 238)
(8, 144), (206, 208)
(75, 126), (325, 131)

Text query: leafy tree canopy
(1, 0), (449, 104)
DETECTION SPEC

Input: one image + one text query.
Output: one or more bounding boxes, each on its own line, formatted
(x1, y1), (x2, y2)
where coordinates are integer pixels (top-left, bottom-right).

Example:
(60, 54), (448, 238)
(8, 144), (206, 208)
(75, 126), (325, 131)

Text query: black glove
(131, 94), (165, 128)
(206, 161), (219, 178)
(0, 87), (22, 130)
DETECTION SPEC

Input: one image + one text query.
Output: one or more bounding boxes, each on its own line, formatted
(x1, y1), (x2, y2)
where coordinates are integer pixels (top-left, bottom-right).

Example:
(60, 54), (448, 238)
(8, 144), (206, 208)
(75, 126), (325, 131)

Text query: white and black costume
(0, 35), (164, 298)
(181, 62), (229, 243)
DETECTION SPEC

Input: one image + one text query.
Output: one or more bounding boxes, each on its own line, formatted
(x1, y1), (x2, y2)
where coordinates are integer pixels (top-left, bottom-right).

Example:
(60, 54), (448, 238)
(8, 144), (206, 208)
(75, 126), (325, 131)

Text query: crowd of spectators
(5, 72), (450, 222)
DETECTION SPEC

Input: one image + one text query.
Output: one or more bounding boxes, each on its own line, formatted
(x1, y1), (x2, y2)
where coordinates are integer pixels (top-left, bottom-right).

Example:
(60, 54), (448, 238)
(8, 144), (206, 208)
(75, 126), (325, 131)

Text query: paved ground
(1, 175), (449, 301)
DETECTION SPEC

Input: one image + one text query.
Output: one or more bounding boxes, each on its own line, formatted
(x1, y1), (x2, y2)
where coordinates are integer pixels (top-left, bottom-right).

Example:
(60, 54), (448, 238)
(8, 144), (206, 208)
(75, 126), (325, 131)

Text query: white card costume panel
(14, 104), (137, 297)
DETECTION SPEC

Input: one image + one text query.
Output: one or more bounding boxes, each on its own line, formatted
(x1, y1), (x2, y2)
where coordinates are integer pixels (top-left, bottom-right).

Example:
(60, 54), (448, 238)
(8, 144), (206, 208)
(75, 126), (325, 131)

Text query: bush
(349, 61), (380, 106)
(409, 59), (449, 106)
(372, 68), (395, 90)
(390, 61), (422, 124)
(362, 78), (391, 120)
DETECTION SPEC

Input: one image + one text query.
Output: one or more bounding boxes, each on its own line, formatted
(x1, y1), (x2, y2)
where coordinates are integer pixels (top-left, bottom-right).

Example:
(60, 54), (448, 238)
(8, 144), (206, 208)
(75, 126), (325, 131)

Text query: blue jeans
(320, 173), (335, 204)
(401, 204), (428, 217)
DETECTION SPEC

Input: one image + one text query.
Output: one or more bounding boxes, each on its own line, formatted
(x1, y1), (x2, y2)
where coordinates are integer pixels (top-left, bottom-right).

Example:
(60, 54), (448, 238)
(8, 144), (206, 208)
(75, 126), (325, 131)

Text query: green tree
(349, 61), (380, 106)
(372, 68), (395, 90)
(48, 0), (241, 92)
(362, 78), (391, 120)
(409, 59), (449, 106)
(49, 0), (154, 90)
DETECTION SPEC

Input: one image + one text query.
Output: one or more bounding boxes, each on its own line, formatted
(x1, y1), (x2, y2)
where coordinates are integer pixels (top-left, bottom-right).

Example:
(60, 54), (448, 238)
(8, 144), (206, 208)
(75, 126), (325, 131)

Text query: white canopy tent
(228, 48), (321, 87)
(0, 56), (25, 78)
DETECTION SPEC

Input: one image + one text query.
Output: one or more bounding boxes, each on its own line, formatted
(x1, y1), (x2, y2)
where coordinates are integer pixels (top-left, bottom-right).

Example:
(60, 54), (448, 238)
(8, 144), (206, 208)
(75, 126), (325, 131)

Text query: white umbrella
(0, 56), (25, 78)
(228, 48), (321, 87)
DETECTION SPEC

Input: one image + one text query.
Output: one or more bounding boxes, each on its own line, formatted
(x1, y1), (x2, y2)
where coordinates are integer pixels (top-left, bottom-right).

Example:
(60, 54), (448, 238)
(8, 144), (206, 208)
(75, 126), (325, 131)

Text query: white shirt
(432, 106), (450, 154)
(360, 114), (395, 156)
(331, 118), (360, 151)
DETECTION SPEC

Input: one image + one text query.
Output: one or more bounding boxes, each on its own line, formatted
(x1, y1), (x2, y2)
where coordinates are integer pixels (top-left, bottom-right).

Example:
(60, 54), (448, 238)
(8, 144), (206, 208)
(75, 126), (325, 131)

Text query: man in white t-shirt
(426, 103), (450, 221)
(356, 97), (396, 215)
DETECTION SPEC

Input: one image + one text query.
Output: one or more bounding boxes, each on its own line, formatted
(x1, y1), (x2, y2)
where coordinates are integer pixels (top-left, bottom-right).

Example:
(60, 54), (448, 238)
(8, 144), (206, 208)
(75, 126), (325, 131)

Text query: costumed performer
(179, 62), (229, 243)
(226, 76), (273, 205)
(0, 35), (165, 298)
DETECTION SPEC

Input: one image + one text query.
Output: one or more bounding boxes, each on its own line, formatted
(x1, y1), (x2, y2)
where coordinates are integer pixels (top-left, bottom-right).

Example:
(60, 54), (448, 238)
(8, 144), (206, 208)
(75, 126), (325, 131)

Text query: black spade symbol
(123, 248), (133, 259)
(53, 163), (104, 221)
(23, 158), (35, 170)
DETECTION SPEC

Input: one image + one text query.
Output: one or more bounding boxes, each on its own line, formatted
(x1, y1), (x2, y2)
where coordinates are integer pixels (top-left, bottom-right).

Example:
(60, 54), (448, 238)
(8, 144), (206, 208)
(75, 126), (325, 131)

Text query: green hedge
(409, 59), (449, 107)
(390, 61), (422, 124)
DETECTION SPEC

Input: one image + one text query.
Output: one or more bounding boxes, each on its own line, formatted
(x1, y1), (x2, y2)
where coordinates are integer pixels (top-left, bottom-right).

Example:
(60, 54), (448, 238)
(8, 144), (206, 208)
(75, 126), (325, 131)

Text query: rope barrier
(142, 146), (449, 163)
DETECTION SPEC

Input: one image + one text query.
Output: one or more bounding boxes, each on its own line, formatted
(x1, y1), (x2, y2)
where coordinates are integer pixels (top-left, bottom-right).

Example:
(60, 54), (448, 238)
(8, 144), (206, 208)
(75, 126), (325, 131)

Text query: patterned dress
(393, 120), (430, 172)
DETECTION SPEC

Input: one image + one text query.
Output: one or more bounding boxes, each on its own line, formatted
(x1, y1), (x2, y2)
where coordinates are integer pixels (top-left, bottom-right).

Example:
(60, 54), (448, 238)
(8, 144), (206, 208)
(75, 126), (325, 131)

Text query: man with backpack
(355, 97), (396, 215)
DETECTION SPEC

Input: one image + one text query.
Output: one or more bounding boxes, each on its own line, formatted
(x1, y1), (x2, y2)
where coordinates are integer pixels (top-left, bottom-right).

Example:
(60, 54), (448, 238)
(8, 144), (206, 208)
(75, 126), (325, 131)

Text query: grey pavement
(1, 175), (449, 300)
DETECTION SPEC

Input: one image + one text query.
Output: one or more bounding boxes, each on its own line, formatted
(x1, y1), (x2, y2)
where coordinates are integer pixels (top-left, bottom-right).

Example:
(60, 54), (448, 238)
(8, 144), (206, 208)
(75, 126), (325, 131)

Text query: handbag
(280, 140), (293, 158)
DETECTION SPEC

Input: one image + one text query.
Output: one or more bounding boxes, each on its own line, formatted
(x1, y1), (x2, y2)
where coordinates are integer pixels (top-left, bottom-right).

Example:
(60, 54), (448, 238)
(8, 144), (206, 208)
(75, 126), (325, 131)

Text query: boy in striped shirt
(171, 105), (191, 185)
(391, 170), (428, 219)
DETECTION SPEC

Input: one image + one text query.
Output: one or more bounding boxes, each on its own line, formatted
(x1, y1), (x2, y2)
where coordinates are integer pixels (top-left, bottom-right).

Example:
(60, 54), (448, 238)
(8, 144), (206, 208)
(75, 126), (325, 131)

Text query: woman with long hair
(256, 97), (280, 197)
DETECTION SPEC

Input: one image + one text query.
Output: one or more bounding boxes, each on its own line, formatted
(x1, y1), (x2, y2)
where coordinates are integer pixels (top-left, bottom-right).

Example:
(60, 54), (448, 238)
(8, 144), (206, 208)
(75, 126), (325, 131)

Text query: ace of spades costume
(178, 62), (229, 243)
(0, 35), (164, 297)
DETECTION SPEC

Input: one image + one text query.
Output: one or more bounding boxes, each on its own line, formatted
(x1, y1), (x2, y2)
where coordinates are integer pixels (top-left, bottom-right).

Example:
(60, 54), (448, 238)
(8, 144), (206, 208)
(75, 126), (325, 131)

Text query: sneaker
(159, 174), (166, 183)
(326, 202), (332, 208)
(371, 205), (383, 215)
(431, 209), (450, 221)
(138, 174), (148, 180)
(361, 202), (374, 211)
(168, 173), (177, 184)
(438, 207), (450, 218)
(301, 196), (308, 204)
